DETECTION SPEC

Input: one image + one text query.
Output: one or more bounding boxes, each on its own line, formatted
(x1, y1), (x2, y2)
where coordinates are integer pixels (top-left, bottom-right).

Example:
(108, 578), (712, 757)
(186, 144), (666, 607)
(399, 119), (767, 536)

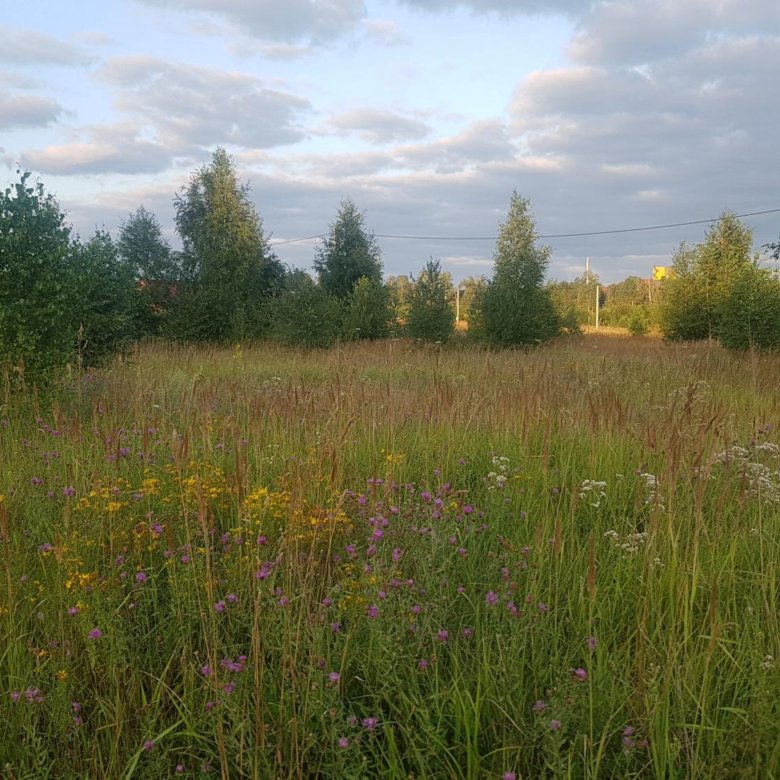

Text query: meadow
(0, 334), (778, 779)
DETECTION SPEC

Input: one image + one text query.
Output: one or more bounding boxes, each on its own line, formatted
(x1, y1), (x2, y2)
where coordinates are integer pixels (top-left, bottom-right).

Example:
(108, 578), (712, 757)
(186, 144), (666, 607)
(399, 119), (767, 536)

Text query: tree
(406, 259), (454, 342)
(341, 276), (391, 340)
(719, 264), (780, 350)
(386, 274), (414, 329)
(171, 148), (284, 341)
(118, 206), (177, 338)
(314, 198), (382, 300)
(117, 205), (176, 281)
(662, 213), (754, 341)
(70, 229), (137, 366)
(268, 271), (342, 348)
(475, 192), (559, 346)
(0, 170), (73, 379)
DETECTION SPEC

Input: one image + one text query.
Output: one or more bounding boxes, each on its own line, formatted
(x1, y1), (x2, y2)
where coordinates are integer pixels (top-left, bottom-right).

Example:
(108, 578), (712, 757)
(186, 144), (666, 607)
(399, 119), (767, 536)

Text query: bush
(341, 277), (391, 341)
(719, 265), (780, 350)
(268, 271), (343, 348)
(406, 260), (454, 342)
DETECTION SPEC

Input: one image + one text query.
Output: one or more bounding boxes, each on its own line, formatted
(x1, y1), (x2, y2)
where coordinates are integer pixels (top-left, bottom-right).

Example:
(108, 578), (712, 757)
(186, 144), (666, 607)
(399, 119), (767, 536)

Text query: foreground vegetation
(1, 335), (779, 778)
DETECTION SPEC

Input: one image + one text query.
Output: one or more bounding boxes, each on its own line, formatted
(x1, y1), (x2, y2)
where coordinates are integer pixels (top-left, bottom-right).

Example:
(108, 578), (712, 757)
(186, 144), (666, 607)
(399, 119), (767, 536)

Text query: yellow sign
(652, 266), (668, 280)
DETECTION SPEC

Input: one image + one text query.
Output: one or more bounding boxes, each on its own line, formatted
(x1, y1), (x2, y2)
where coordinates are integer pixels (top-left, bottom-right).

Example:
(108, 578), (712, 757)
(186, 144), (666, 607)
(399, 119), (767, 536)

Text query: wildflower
(321, 597), (333, 607)
(223, 682), (235, 695)
(485, 591), (499, 606)
(328, 672), (340, 684)
(549, 719), (562, 731)
(255, 562), (273, 580)
(278, 595), (289, 607)
(38, 542), (54, 554)
(418, 658), (429, 670)
(214, 600), (226, 613)
(503, 773), (517, 780)
(436, 629), (449, 643)
(362, 717), (379, 731)
(62, 486), (76, 497)
(200, 664), (212, 676)
(226, 592), (239, 604)
(176, 765), (185, 775)
(572, 667), (587, 682)
(10, 691), (21, 703)
(411, 604), (422, 615)
(135, 571), (147, 583)
(367, 604), (379, 619)
(30, 476), (43, 486)
(532, 700), (546, 713)
(338, 737), (350, 749)
(330, 622), (342, 633)
(462, 627), (474, 638)
(586, 636), (597, 652)
(88, 628), (102, 640)
(537, 602), (548, 614)
(67, 606), (79, 617)
(143, 740), (154, 752)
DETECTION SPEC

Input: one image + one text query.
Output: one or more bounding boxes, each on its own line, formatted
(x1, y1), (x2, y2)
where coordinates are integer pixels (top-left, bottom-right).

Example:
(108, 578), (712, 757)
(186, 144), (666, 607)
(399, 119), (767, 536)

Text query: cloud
(21, 124), (174, 175)
(97, 56), (310, 150)
(398, 120), (517, 173)
(134, 0), (366, 44)
(0, 94), (63, 130)
(0, 25), (91, 67)
(397, 0), (590, 17)
(362, 19), (410, 46)
(568, 0), (780, 66)
(328, 109), (430, 144)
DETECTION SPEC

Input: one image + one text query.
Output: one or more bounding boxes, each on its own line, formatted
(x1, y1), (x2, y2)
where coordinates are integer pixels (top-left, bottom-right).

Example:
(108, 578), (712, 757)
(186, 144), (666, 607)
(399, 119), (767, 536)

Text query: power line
(268, 206), (780, 247)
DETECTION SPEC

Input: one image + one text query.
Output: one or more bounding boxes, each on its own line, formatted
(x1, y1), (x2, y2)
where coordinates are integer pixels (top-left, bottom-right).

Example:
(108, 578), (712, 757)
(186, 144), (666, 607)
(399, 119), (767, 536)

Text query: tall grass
(0, 335), (778, 778)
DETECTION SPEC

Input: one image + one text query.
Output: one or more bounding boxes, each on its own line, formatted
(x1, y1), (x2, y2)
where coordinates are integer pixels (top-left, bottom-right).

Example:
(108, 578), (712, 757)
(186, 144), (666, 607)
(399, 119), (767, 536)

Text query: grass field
(1, 334), (778, 779)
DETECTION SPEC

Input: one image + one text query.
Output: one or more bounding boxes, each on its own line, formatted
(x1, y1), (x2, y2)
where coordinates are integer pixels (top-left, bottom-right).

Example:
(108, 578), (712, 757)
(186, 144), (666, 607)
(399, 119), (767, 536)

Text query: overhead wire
(268, 207), (780, 247)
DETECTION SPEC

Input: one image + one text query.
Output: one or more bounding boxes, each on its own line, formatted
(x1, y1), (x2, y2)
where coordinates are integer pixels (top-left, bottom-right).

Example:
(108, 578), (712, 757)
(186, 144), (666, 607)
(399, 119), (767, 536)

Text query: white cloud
(328, 108), (430, 144)
(0, 94), (63, 130)
(97, 56), (310, 150)
(0, 25), (91, 67)
(134, 0), (366, 44)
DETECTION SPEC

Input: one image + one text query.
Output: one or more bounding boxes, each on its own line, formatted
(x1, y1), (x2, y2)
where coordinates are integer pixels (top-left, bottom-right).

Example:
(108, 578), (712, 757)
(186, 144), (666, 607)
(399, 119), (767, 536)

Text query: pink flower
(572, 667), (588, 682)
(338, 737), (350, 749)
(549, 719), (562, 731)
(485, 591), (499, 606)
(88, 628), (102, 640)
(328, 672), (340, 684)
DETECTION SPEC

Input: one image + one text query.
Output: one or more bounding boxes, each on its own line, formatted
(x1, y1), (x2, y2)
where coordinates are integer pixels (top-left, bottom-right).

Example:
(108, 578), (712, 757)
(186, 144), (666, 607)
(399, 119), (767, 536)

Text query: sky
(2, 0), (779, 284)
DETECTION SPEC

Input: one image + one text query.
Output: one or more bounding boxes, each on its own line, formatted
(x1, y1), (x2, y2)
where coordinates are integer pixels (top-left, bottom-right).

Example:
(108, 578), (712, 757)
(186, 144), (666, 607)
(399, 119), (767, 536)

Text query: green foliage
(386, 274), (414, 331)
(69, 230), (137, 367)
(476, 192), (559, 346)
(626, 309), (650, 336)
(170, 148), (284, 341)
(314, 198), (382, 300)
(547, 275), (593, 327)
(719, 264), (780, 350)
(662, 213), (754, 341)
(0, 171), (73, 379)
(405, 259), (454, 342)
(341, 277), (391, 341)
(118, 206), (179, 338)
(268, 270), (342, 348)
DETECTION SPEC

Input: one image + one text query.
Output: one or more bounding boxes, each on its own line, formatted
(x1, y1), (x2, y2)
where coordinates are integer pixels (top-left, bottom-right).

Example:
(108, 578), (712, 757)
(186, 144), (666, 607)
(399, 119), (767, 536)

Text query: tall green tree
(662, 213), (754, 341)
(70, 229), (137, 366)
(719, 264), (780, 350)
(118, 206), (177, 338)
(0, 171), (73, 379)
(475, 192), (559, 346)
(341, 276), (391, 340)
(314, 198), (382, 300)
(406, 259), (454, 342)
(171, 148), (284, 341)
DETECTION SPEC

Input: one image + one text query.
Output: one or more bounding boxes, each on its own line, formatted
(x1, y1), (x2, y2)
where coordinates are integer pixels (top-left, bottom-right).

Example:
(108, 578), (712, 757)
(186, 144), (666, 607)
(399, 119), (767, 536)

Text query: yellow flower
(56, 669), (68, 682)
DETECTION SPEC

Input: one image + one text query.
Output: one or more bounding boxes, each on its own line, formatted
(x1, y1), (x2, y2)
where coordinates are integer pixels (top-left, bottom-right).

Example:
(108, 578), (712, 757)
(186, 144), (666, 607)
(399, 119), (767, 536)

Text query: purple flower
(226, 592), (238, 604)
(338, 737), (350, 749)
(485, 591), (499, 607)
(278, 595), (289, 607)
(38, 542), (54, 554)
(62, 486), (76, 497)
(143, 740), (155, 752)
(549, 719), (562, 731)
(418, 658), (429, 670)
(436, 629), (449, 643)
(572, 667), (587, 682)
(537, 602), (548, 614)
(503, 773), (517, 780)
(328, 672), (340, 684)
(586, 636), (597, 651)
(88, 628), (102, 640)
(214, 600), (226, 613)
(135, 571), (147, 583)
(67, 606), (79, 617)
(462, 627), (474, 638)
(255, 562), (273, 580)
(532, 700), (547, 713)
(330, 622), (342, 633)
(362, 717), (379, 731)
(30, 476), (43, 486)
(200, 664), (212, 676)
(223, 682), (235, 695)
(366, 604), (379, 619)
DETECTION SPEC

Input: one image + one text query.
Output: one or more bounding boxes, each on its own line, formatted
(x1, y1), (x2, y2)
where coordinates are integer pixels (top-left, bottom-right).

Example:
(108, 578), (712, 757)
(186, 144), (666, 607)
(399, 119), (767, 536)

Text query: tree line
(2, 147), (780, 381)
